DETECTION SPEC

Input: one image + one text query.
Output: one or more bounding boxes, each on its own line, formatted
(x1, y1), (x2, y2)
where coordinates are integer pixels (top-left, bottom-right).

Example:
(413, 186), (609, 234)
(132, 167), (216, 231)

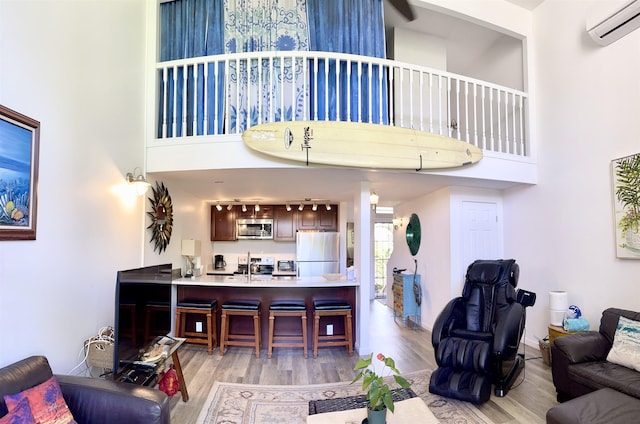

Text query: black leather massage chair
(429, 259), (536, 404)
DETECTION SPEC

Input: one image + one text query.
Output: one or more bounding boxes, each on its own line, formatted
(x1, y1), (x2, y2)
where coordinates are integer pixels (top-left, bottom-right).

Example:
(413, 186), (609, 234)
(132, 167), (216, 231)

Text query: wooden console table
(168, 337), (189, 402)
(116, 337), (189, 402)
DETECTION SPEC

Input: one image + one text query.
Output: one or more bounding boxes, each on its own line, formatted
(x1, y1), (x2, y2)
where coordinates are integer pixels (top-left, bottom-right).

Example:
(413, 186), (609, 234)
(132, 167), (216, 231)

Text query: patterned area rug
(195, 370), (492, 424)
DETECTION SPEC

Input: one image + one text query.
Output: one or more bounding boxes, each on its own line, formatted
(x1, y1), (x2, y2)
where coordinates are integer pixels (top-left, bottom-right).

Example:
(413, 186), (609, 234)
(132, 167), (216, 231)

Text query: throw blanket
(564, 317), (589, 331)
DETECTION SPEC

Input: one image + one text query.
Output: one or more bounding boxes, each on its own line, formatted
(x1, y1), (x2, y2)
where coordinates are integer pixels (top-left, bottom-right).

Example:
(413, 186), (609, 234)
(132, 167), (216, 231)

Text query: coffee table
(306, 397), (438, 424)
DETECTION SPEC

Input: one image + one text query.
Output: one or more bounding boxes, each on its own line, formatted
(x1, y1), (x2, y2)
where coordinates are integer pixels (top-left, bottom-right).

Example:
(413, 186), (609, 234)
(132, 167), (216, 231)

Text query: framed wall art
(147, 181), (173, 253)
(0, 105), (40, 240)
(612, 153), (640, 258)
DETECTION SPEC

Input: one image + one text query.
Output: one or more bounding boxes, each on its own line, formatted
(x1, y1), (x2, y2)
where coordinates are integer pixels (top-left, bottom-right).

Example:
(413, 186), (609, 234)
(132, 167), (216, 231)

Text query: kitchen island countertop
(174, 274), (358, 288)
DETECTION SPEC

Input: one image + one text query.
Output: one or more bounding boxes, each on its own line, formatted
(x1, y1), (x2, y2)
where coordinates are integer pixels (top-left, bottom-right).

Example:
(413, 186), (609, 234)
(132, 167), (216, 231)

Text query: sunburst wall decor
(147, 181), (173, 253)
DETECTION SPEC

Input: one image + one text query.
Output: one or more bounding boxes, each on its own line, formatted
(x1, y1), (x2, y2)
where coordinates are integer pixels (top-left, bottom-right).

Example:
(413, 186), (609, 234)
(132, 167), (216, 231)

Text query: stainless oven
(236, 218), (273, 239)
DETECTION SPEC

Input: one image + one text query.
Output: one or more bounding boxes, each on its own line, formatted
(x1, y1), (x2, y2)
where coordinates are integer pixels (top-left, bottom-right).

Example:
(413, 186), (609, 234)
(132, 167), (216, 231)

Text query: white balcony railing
(154, 51), (529, 158)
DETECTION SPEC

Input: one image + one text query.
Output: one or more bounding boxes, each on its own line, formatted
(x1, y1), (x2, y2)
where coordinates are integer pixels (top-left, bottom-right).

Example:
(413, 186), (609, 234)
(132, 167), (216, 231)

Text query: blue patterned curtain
(159, 0), (225, 137)
(307, 0), (388, 124)
(158, 0), (386, 136)
(224, 0), (310, 132)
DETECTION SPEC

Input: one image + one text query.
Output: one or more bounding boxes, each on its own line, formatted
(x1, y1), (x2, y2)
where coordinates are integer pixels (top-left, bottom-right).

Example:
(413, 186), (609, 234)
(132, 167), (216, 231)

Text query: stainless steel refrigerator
(296, 231), (339, 277)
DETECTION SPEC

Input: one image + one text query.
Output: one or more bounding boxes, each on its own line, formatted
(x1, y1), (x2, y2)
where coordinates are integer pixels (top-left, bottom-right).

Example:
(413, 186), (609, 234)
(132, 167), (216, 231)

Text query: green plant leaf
(384, 356), (401, 374)
(353, 353), (373, 371)
(351, 372), (363, 385)
(394, 374), (411, 388)
(382, 391), (395, 412)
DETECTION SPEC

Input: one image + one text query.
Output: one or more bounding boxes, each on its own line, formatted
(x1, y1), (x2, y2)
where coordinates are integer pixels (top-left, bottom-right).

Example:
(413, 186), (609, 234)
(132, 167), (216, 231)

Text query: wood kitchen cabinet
(273, 205), (296, 241)
(210, 206), (236, 241)
(317, 207), (338, 230)
(211, 203), (338, 241)
(297, 206), (338, 231)
(236, 205), (273, 219)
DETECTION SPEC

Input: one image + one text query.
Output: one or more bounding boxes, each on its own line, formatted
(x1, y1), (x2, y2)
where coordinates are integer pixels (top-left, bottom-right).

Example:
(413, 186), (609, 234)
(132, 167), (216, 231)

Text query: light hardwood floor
(169, 300), (559, 423)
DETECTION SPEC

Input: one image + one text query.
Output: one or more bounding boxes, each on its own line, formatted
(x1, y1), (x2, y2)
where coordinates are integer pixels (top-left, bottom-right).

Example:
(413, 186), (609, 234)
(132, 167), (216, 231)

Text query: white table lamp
(181, 239), (201, 277)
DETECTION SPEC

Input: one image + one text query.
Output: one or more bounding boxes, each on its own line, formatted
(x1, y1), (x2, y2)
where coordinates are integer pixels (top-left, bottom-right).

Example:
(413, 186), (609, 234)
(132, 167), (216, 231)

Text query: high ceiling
(152, 166), (516, 208)
(152, 1), (538, 208)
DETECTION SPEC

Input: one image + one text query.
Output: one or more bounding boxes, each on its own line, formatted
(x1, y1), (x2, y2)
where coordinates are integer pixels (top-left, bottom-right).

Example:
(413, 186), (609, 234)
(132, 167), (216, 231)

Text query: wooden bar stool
(268, 301), (308, 359)
(219, 300), (261, 358)
(144, 301), (171, 343)
(175, 298), (217, 355)
(312, 300), (353, 359)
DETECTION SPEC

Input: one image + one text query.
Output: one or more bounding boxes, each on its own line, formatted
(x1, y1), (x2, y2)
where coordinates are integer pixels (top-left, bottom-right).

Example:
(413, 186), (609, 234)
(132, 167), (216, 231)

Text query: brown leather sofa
(551, 307), (640, 402)
(0, 356), (169, 424)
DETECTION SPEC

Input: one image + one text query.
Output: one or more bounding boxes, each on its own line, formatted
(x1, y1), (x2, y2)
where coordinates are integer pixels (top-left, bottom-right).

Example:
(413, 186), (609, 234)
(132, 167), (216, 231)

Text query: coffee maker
(214, 255), (226, 269)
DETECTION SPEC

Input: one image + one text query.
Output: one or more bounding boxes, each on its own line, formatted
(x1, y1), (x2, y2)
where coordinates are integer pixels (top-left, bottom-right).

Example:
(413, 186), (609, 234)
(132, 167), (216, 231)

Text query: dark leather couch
(0, 356), (170, 424)
(551, 307), (640, 402)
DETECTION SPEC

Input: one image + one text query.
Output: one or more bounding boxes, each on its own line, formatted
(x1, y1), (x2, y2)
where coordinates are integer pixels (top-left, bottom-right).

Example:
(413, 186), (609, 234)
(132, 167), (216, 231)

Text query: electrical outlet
(195, 321), (203, 333)
(327, 324), (333, 336)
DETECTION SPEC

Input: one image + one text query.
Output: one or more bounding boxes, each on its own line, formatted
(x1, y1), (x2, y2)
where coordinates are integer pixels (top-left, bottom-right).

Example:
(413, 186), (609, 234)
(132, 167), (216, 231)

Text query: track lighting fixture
(211, 200), (333, 213)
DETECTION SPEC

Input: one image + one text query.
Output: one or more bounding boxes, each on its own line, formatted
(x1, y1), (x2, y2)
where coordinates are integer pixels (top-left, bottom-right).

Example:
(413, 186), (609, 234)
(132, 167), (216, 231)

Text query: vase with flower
(352, 353), (411, 424)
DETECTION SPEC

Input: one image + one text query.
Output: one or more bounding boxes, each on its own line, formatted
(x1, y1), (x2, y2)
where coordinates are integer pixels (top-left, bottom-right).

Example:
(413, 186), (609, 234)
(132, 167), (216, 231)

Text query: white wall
(142, 177), (212, 274)
(387, 27), (447, 70)
(0, 0), (147, 372)
(389, 187), (452, 330)
(504, 0), (640, 343)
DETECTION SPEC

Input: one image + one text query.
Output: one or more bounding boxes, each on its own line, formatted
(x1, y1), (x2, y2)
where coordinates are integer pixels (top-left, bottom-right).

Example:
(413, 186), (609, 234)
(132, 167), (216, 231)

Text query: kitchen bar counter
(205, 269), (235, 276)
(172, 275), (358, 353)
(174, 274), (358, 287)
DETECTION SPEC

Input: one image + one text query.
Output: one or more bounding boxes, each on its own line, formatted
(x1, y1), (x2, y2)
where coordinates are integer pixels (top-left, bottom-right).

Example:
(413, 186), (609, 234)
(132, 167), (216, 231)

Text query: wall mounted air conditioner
(586, 0), (640, 46)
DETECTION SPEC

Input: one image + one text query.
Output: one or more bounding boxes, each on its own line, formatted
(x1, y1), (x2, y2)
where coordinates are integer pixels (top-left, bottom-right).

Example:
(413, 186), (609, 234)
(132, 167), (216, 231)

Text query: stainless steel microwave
(236, 218), (274, 239)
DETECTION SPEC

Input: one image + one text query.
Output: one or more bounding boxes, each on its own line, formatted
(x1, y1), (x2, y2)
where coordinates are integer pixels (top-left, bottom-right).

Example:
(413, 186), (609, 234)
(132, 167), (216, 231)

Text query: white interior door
(458, 201), (500, 294)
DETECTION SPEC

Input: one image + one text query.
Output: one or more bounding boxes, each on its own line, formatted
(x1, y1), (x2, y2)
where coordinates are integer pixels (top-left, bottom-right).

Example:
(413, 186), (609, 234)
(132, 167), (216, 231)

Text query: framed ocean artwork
(0, 105), (40, 240)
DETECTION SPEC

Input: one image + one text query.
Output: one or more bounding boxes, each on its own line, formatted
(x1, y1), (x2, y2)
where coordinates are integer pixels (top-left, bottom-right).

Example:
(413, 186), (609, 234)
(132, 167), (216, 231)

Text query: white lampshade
(181, 239), (201, 257)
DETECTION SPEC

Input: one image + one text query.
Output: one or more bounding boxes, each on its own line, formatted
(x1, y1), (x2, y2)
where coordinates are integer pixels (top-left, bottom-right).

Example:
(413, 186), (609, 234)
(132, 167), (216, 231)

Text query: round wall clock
(147, 181), (173, 253)
(405, 213), (421, 256)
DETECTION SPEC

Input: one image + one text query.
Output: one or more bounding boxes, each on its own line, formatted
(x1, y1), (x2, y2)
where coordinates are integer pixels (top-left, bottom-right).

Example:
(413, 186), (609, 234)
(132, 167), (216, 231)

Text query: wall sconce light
(216, 203), (222, 211)
(181, 239), (201, 277)
(370, 191), (379, 211)
(125, 167), (151, 195)
(393, 217), (404, 229)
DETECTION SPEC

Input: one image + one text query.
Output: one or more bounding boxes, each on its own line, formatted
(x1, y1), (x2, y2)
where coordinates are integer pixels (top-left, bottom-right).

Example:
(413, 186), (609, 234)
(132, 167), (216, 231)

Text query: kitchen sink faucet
(247, 251), (251, 281)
